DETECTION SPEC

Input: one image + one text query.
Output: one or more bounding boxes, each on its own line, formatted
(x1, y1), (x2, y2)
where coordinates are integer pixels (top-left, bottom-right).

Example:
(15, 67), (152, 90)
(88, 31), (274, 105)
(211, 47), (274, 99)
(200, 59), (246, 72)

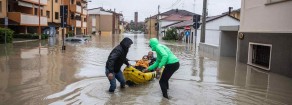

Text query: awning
(18, 1), (44, 9)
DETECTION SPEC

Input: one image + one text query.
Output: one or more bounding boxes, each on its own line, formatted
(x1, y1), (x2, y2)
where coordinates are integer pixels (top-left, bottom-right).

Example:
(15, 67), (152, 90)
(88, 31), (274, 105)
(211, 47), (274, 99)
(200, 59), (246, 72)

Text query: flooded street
(1, 34), (292, 105)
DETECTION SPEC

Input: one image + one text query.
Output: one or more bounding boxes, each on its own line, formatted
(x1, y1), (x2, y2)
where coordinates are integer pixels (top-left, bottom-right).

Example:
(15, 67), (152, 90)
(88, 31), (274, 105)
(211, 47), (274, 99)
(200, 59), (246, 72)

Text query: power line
(165, 0), (182, 9)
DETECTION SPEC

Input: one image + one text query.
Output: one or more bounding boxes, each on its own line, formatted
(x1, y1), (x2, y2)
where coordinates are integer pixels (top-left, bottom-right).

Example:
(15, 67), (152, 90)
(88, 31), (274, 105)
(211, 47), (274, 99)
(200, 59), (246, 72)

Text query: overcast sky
(88, 0), (241, 22)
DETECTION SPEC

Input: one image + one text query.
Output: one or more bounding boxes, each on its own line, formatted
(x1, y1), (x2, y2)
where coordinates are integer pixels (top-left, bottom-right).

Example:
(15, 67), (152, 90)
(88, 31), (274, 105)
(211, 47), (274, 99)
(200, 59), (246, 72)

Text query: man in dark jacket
(105, 37), (133, 92)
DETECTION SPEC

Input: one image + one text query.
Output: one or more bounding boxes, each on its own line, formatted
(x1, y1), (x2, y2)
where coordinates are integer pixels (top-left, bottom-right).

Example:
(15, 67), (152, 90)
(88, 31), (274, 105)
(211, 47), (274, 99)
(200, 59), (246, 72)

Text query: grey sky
(88, 0), (241, 22)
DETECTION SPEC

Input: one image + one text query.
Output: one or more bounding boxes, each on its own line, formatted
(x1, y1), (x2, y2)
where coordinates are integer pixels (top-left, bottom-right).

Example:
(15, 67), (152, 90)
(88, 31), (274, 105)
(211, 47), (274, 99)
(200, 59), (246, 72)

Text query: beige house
(87, 8), (122, 35)
(144, 15), (157, 37)
(237, 0), (292, 77)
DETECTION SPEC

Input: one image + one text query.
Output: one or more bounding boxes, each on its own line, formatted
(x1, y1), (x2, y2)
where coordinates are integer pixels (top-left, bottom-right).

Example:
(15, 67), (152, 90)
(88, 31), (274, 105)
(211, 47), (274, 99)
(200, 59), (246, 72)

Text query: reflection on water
(0, 34), (292, 104)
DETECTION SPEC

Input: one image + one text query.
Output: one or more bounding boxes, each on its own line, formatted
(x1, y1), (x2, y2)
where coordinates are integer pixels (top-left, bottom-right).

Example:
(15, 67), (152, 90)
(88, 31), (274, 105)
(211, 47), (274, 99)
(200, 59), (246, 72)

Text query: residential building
(164, 13), (240, 59)
(43, 0), (61, 36)
(0, 0), (88, 36)
(0, 0), (8, 26)
(63, 0), (88, 35)
(158, 9), (198, 36)
(229, 9), (240, 20)
(222, 8), (241, 20)
(87, 7), (123, 35)
(144, 15), (157, 36)
(6, 0), (48, 34)
(237, 0), (292, 77)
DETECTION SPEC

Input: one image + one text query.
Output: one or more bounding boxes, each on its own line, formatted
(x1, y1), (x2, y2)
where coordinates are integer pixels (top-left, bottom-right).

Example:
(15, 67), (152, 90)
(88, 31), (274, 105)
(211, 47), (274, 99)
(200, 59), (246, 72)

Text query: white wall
(192, 16), (239, 46)
(240, 0), (292, 33)
(160, 20), (180, 34)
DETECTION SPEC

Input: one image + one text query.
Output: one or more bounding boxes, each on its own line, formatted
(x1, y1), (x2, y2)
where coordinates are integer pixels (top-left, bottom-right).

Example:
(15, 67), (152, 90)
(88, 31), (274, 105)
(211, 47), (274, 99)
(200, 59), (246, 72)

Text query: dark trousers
(159, 62), (180, 96)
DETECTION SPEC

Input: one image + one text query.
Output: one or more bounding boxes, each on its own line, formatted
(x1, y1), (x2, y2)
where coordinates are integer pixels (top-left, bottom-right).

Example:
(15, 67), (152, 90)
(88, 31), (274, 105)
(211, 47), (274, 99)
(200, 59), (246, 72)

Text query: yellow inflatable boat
(123, 66), (156, 85)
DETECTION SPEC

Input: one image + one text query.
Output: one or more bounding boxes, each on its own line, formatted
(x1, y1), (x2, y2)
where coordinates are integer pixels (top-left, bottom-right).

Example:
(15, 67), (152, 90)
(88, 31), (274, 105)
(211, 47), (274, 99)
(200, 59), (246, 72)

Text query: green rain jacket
(148, 38), (179, 71)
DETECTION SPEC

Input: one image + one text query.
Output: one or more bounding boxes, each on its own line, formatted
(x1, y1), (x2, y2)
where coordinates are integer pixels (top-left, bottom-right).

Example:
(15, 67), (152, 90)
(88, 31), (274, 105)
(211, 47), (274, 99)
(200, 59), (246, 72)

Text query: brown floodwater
(0, 34), (292, 105)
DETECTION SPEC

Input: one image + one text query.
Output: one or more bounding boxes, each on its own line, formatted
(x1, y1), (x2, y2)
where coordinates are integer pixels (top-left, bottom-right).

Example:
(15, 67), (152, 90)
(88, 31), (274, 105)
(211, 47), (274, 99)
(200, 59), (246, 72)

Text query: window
(71, 0), (75, 4)
(55, 0), (58, 3)
(41, 10), (43, 16)
(248, 42), (272, 70)
(84, 18), (87, 22)
(34, 8), (38, 16)
(55, 12), (59, 19)
(46, 11), (50, 18)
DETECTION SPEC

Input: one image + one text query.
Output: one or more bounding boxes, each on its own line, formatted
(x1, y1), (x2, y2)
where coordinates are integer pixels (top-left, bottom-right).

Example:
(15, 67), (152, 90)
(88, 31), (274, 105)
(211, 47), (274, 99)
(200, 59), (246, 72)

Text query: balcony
(21, 0), (47, 5)
(8, 12), (47, 26)
(82, 22), (87, 28)
(82, 9), (87, 15)
(70, 4), (82, 14)
(76, 20), (81, 27)
(71, 20), (82, 27)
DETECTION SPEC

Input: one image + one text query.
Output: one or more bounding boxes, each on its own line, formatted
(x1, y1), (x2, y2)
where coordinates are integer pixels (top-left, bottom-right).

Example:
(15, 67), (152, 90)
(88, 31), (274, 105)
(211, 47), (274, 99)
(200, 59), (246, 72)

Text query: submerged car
(65, 37), (88, 42)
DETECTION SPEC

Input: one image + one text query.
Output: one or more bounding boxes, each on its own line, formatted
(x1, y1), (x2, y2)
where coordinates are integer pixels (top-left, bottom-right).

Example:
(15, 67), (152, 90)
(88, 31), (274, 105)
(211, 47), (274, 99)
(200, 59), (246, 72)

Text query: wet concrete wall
(220, 31), (237, 57)
(237, 33), (292, 77)
(199, 43), (219, 60)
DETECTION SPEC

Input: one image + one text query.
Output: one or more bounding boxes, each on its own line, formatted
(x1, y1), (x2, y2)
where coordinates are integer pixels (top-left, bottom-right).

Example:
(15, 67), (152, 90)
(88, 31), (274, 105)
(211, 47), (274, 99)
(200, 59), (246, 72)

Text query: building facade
(87, 8), (122, 35)
(144, 16), (157, 36)
(0, 0), (87, 36)
(63, 0), (87, 35)
(237, 0), (292, 77)
(5, 0), (48, 34)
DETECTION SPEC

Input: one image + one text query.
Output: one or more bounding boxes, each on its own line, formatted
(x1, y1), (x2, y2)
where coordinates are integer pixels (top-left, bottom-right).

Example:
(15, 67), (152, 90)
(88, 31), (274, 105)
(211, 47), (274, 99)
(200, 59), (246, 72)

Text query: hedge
(162, 28), (179, 40)
(0, 28), (14, 44)
(13, 33), (48, 39)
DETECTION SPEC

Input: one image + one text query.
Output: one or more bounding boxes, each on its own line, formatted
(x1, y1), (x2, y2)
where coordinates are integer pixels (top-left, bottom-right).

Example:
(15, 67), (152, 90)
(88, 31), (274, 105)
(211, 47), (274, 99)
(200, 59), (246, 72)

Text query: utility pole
(4, 0), (8, 45)
(200, 0), (207, 43)
(157, 5), (160, 40)
(61, 0), (65, 50)
(38, 0), (41, 40)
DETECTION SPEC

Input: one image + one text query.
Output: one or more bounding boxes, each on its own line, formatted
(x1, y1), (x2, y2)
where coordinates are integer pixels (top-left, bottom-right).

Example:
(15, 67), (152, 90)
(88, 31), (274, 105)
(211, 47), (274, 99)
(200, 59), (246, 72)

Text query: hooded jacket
(148, 38), (179, 71)
(106, 37), (133, 73)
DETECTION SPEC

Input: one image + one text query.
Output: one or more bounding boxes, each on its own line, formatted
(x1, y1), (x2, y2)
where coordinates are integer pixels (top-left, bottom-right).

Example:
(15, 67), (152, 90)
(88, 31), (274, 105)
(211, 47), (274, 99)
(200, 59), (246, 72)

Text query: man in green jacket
(143, 38), (180, 99)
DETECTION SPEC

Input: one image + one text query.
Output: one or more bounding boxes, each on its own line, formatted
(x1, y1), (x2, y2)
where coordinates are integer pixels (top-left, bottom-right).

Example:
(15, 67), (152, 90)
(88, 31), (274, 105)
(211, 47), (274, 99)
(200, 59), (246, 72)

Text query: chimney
(176, 8), (178, 12)
(228, 7), (233, 15)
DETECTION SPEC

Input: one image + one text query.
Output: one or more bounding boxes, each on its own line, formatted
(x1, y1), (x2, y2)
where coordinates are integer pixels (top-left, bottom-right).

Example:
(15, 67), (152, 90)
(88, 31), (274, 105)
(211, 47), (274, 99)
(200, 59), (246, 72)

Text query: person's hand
(155, 68), (161, 72)
(108, 73), (114, 80)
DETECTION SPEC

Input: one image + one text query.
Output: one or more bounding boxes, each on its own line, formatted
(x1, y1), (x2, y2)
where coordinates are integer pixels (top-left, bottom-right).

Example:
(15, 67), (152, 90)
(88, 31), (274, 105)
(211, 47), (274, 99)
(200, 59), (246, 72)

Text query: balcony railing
(8, 12), (47, 26)
(70, 4), (82, 13)
(76, 20), (82, 27)
(22, 0), (47, 5)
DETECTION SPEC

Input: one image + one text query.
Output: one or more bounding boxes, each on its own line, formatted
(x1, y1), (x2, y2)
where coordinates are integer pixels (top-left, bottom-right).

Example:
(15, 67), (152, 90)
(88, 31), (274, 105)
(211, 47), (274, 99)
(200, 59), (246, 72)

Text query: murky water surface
(1, 34), (292, 105)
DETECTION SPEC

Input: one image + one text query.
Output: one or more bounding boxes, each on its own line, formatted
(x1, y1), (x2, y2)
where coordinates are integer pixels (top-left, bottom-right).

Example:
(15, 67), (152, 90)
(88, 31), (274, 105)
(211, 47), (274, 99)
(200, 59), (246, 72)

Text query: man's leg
(115, 70), (126, 88)
(159, 62), (180, 98)
(105, 69), (117, 92)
